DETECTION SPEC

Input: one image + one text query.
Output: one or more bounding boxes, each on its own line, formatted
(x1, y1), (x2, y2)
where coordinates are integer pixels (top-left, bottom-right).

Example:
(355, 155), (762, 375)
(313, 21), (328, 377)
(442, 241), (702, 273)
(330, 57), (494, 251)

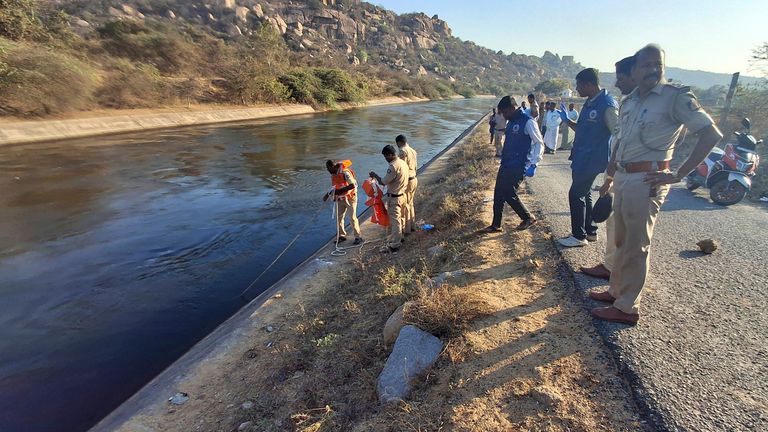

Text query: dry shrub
(95, 58), (173, 108)
(439, 193), (463, 223)
(377, 265), (424, 300)
(0, 40), (96, 115)
(406, 285), (496, 338)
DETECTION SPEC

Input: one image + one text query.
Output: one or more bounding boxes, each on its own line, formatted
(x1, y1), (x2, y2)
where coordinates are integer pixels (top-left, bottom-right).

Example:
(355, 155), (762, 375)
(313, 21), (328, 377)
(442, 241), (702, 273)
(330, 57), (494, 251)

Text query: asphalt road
(528, 152), (768, 431)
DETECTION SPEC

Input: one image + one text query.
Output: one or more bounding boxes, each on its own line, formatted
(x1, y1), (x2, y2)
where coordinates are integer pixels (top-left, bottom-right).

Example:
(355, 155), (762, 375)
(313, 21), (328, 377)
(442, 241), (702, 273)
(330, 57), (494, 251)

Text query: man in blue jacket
(557, 68), (618, 247)
(484, 96), (544, 233)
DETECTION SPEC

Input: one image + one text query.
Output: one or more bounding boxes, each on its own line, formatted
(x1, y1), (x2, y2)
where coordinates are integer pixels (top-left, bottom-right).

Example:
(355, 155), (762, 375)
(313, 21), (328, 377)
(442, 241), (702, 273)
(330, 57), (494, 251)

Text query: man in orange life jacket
(323, 159), (363, 245)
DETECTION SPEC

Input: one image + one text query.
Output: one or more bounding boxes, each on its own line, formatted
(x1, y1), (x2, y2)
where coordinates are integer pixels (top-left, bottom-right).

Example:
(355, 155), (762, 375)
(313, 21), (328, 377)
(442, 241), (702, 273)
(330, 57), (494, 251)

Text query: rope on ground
(329, 198), (381, 256)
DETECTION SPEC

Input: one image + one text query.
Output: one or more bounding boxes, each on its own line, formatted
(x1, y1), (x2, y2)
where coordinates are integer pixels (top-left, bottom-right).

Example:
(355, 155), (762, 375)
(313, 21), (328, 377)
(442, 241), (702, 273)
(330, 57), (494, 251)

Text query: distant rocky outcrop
(57, 0), (585, 93)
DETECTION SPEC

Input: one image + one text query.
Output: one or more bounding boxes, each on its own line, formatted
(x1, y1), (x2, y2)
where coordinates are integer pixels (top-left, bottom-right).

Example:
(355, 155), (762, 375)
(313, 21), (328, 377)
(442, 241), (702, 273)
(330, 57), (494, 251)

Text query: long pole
(718, 72), (740, 130)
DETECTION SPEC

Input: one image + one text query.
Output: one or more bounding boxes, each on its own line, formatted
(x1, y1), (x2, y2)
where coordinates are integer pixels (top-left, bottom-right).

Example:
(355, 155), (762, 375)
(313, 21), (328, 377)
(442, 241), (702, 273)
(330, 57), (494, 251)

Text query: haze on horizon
(373, 0), (766, 78)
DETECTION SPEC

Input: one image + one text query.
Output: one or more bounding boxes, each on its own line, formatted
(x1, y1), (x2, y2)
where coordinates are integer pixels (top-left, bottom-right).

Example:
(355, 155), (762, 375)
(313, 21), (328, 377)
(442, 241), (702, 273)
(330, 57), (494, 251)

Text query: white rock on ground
(429, 269), (465, 286)
(377, 325), (442, 403)
(383, 302), (411, 345)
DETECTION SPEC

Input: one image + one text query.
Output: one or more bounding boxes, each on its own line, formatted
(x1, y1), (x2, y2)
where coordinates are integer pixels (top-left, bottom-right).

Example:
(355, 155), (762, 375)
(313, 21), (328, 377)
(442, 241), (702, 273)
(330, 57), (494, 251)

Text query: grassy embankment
(120, 126), (645, 431)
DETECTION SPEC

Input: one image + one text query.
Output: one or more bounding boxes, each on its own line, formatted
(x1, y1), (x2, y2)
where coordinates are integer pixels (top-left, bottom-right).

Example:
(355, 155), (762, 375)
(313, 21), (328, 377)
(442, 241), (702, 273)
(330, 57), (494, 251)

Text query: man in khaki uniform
(580, 55), (638, 280)
(396, 134), (419, 233)
(370, 145), (409, 253)
(323, 159), (363, 245)
(589, 44), (723, 325)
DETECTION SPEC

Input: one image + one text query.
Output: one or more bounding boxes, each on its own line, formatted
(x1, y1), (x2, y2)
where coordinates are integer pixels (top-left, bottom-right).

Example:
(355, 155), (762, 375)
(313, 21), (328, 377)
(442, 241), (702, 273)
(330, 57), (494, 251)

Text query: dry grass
(406, 285), (496, 338)
(119, 125), (646, 432)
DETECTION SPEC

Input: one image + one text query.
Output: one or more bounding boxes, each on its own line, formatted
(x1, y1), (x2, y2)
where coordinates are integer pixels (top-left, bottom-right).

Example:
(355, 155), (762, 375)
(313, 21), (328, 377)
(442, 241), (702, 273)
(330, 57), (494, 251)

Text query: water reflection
(0, 98), (491, 431)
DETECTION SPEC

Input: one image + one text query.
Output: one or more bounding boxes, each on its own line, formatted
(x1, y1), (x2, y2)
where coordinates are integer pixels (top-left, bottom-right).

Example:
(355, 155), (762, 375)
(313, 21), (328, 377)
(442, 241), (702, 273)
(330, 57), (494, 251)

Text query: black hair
(325, 159), (334, 168)
(395, 134), (407, 144)
(575, 68), (599, 86)
(382, 145), (397, 156)
(615, 56), (635, 76)
(527, 93), (535, 99)
(497, 95), (517, 110)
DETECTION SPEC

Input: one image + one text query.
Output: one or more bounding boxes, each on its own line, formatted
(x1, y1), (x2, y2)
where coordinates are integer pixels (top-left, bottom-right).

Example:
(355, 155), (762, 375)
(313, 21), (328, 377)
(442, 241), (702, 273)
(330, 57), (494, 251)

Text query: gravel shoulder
(529, 152), (768, 431)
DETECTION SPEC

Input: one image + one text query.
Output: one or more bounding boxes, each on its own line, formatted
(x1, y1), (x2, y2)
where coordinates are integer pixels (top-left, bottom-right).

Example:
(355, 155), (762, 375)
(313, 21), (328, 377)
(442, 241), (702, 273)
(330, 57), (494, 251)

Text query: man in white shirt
(543, 101), (563, 154)
(560, 103), (579, 150)
(491, 109), (507, 157)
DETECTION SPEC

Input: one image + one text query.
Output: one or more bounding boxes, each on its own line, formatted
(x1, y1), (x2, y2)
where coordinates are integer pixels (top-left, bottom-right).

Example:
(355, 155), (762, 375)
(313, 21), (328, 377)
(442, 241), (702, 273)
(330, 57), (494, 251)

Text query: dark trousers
(568, 170), (600, 240)
(492, 167), (531, 227)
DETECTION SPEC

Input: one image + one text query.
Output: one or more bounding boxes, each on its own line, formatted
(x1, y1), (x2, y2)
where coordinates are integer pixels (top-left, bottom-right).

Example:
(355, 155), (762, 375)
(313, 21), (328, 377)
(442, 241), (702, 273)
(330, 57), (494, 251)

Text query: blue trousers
(492, 166), (531, 227)
(568, 170), (600, 240)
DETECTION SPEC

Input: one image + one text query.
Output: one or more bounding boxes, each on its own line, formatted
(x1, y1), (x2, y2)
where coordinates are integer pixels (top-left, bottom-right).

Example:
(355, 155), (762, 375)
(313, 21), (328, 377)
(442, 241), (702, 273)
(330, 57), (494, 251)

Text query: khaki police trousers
(404, 177), (418, 232)
(336, 195), (361, 239)
(608, 171), (670, 314)
(560, 126), (572, 150)
(385, 195), (407, 249)
(493, 130), (505, 155)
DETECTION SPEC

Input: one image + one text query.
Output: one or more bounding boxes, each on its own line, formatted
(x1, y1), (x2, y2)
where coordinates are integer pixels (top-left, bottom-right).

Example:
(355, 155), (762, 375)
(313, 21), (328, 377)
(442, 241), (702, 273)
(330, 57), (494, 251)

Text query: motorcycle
(686, 118), (762, 206)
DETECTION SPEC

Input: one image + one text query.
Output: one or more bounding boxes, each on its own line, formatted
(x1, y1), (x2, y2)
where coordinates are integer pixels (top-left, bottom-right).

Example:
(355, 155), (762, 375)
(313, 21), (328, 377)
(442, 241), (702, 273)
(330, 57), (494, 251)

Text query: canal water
(0, 98), (491, 431)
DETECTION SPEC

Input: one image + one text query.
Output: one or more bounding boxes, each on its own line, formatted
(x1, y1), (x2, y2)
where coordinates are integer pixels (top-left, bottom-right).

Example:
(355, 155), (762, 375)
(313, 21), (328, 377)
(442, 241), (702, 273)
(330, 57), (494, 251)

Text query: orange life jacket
(362, 178), (389, 227)
(330, 160), (356, 199)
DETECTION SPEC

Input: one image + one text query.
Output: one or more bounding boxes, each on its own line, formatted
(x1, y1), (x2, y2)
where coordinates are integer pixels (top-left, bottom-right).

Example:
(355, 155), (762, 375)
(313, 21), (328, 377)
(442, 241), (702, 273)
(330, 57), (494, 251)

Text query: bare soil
(117, 128), (644, 432)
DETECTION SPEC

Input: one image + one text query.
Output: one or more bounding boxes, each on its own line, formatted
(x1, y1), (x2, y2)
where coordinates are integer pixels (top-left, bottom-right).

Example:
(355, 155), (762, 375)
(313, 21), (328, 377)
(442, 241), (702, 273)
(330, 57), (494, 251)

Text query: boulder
(121, 4), (137, 16)
(413, 35), (437, 50)
(352, 55), (360, 65)
(383, 302), (411, 344)
(235, 6), (249, 22)
(252, 4), (264, 18)
(417, 65), (428, 76)
(166, 10), (176, 19)
(74, 19), (90, 27)
(377, 325), (442, 403)
(220, 0), (236, 10)
(108, 7), (122, 16)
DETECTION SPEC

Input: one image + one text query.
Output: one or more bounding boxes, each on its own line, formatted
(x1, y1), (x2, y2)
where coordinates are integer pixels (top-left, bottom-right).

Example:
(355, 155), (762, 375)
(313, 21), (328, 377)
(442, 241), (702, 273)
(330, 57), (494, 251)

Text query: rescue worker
(589, 44), (722, 325)
(484, 96), (543, 233)
(580, 55), (638, 280)
(323, 159), (363, 245)
(557, 68), (619, 248)
(369, 145), (409, 253)
(396, 134), (419, 234)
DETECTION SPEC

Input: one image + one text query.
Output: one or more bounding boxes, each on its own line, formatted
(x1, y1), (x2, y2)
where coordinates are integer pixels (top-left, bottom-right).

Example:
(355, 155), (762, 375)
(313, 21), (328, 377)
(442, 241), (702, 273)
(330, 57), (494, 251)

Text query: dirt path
(109, 127), (645, 432)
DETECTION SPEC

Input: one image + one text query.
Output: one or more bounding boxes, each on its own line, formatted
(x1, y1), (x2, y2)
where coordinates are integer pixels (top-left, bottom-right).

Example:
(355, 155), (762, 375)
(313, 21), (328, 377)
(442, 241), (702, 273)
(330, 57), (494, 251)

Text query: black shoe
(516, 217), (538, 231)
(353, 238), (363, 245)
(482, 225), (502, 233)
(337, 236), (347, 243)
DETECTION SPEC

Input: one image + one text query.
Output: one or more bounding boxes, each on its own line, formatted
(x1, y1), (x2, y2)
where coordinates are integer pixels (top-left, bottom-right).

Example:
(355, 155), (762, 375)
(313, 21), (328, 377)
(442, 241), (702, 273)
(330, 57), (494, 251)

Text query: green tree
(534, 78), (570, 96)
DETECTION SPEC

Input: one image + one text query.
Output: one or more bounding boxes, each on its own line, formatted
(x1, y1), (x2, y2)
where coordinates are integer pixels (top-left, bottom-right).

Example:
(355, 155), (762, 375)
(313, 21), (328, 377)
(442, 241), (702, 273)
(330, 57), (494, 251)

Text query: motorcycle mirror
(742, 118), (751, 129)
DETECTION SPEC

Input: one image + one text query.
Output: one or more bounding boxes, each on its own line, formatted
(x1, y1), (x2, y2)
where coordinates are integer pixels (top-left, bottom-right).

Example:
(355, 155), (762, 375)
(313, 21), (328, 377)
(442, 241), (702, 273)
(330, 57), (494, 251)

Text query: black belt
(408, 176), (416, 181)
(495, 129), (506, 132)
(386, 193), (403, 197)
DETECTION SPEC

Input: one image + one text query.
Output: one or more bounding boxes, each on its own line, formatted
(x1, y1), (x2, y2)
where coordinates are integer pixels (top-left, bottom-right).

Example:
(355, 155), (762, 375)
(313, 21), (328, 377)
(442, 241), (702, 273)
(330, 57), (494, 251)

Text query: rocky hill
(1, 0), (584, 116)
(61, 0), (582, 91)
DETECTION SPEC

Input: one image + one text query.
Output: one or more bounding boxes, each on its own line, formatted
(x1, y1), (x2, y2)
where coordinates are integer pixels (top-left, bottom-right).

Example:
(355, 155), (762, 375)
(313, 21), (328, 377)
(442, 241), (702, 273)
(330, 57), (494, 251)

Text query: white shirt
(524, 118), (545, 168)
(544, 110), (562, 129)
(568, 109), (579, 121)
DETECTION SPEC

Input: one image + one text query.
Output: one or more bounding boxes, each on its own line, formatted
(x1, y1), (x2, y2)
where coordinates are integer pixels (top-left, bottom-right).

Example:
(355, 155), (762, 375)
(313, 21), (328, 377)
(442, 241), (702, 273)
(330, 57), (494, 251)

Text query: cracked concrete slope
(527, 152), (768, 431)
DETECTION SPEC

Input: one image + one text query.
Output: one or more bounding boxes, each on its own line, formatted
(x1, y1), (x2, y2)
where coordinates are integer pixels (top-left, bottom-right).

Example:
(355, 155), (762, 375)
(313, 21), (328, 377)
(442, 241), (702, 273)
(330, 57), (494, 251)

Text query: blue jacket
(571, 89), (617, 174)
(501, 111), (533, 171)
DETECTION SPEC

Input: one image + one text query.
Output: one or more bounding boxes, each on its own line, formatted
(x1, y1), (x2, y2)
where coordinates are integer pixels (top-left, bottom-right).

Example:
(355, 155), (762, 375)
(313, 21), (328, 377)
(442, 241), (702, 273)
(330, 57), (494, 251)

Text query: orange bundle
(362, 178), (389, 227)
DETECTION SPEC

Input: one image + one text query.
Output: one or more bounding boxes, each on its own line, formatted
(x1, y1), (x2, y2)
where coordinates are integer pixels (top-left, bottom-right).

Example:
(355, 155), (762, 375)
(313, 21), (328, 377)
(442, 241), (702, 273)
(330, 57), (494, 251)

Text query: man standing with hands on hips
(483, 96), (543, 233)
(589, 44), (722, 325)
(557, 68), (618, 248)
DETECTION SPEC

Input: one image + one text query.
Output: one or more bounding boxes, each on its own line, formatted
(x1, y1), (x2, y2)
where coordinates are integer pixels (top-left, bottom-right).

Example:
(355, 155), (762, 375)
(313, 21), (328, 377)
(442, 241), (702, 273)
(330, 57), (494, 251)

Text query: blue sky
(371, 0), (767, 76)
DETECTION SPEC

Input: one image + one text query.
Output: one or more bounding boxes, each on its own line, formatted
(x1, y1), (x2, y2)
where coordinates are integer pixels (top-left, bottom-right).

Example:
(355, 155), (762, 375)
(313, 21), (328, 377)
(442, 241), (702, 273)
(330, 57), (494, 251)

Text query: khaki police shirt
(381, 157), (409, 195)
(618, 82), (714, 163)
(398, 144), (418, 178)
